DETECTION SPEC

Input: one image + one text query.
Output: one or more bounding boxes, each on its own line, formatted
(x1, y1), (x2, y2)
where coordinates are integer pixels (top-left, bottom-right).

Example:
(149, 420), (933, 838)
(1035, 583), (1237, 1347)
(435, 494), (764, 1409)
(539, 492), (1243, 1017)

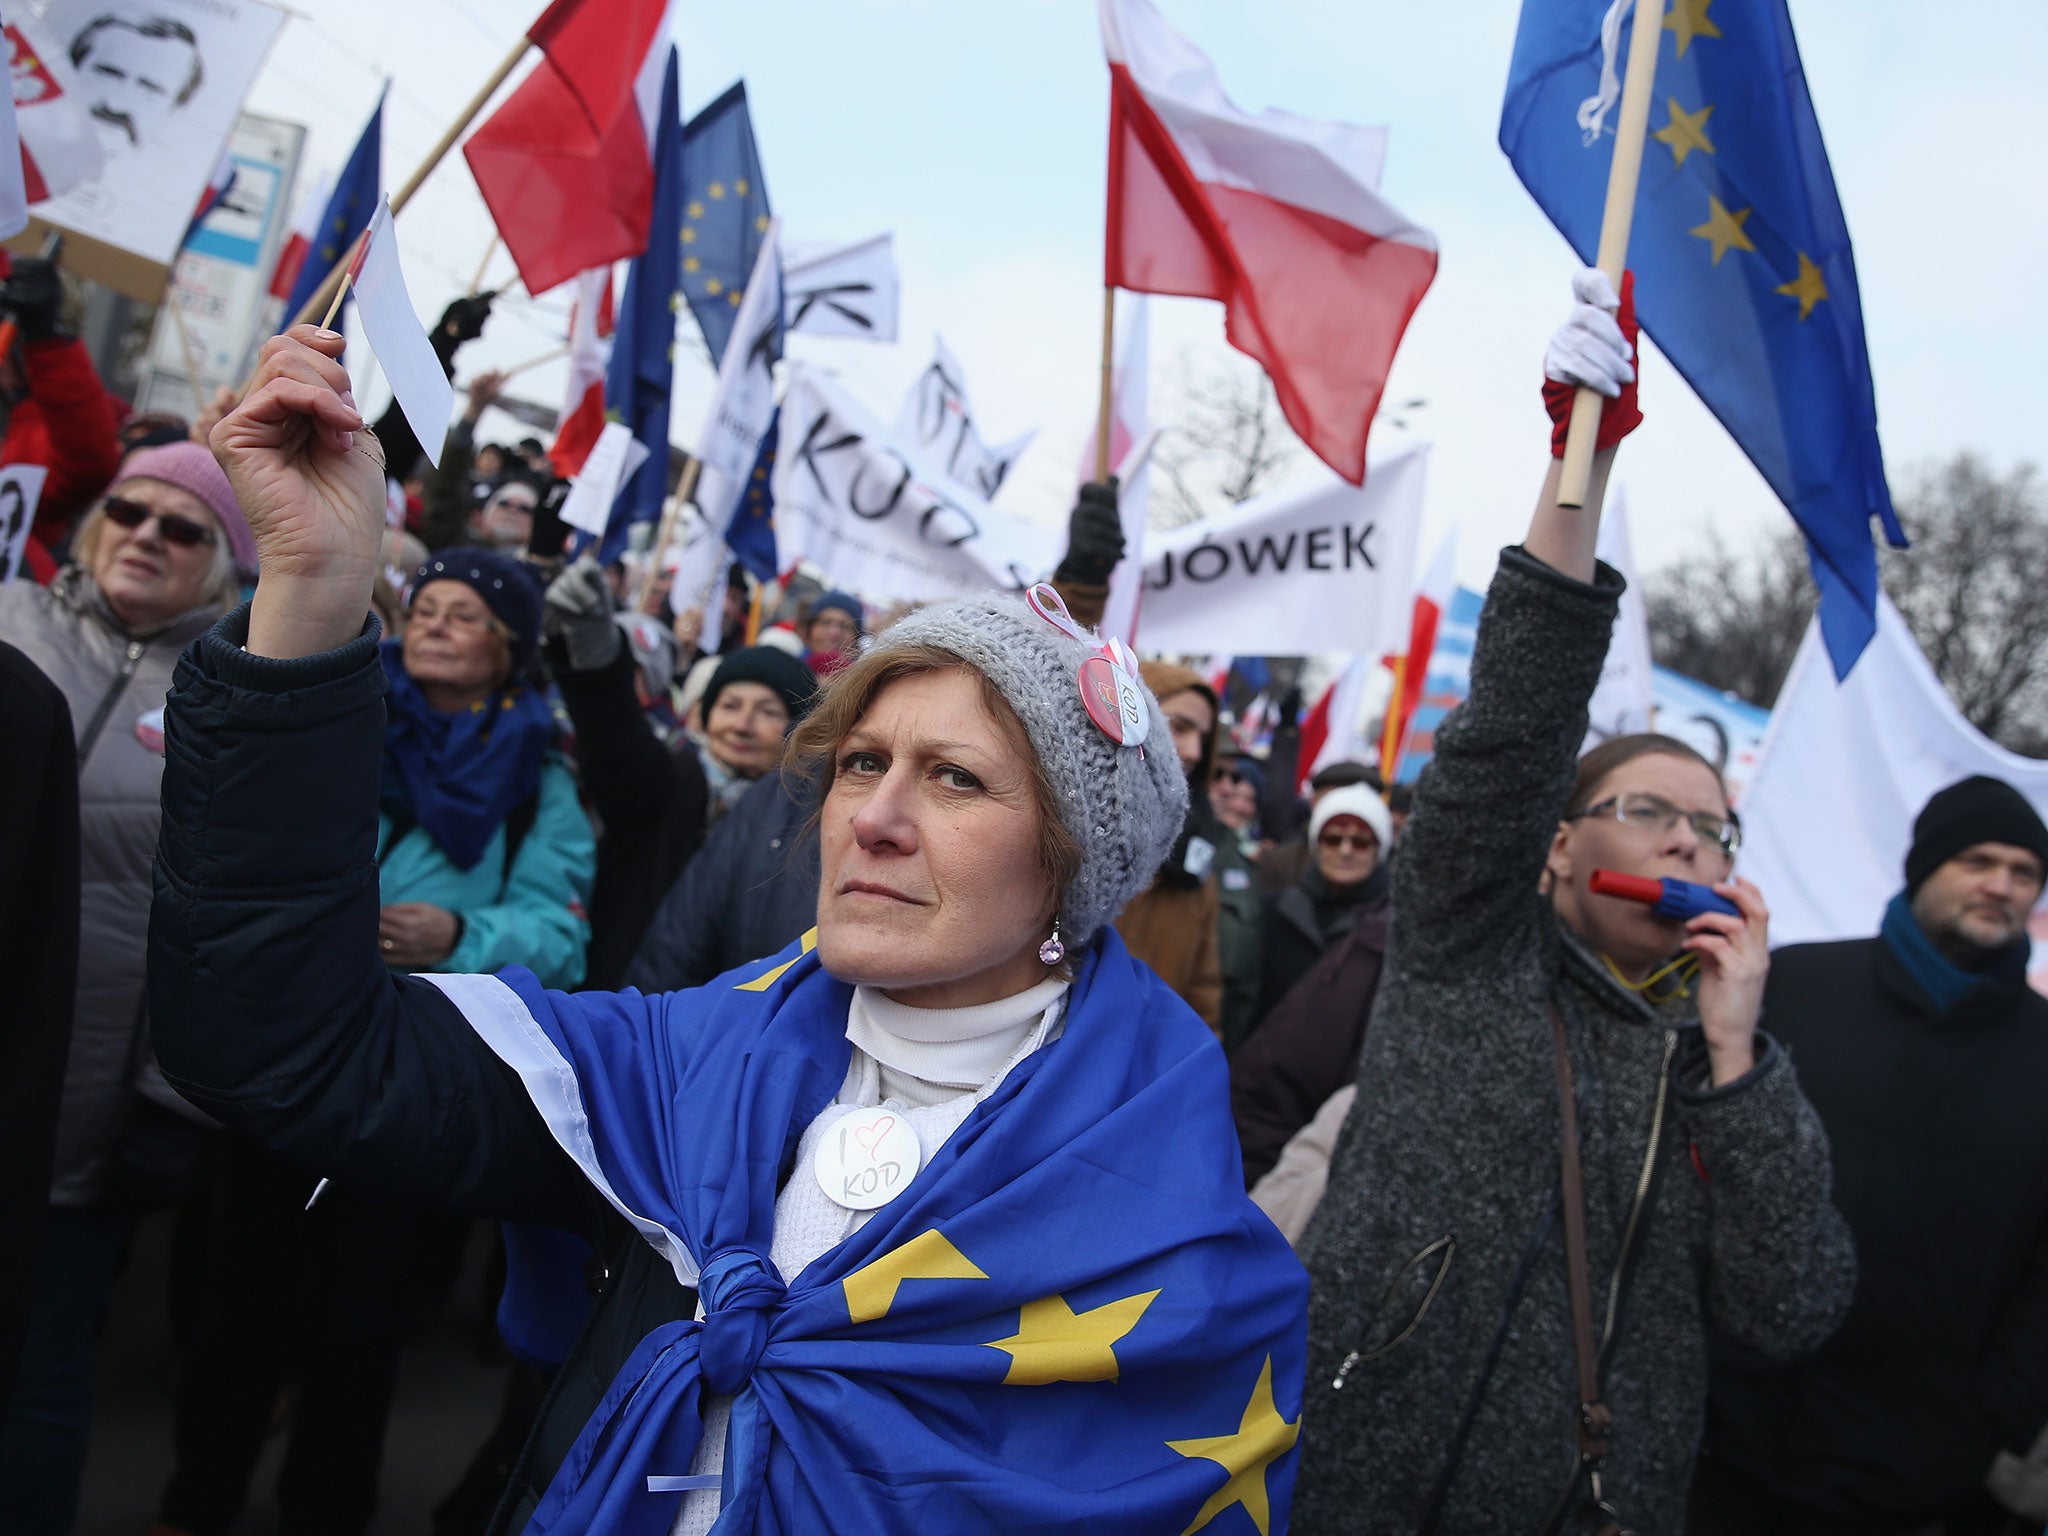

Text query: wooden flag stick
(471, 343), (565, 385)
(468, 232), (501, 296)
(318, 270), (354, 333)
(1093, 284), (1117, 482)
(637, 456), (705, 615)
(1556, 0), (1666, 509)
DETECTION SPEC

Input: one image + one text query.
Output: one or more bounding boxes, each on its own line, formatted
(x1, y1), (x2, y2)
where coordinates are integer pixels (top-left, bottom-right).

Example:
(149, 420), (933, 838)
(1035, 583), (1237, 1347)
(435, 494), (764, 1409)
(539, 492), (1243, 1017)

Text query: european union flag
(283, 86), (383, 327)
(1502, 0), (1903, 675)
(599, 48), (685, 566)
(678, 82), (771, 365)
(459, 928), (1307, 1536)
(723, 407), (778, 583)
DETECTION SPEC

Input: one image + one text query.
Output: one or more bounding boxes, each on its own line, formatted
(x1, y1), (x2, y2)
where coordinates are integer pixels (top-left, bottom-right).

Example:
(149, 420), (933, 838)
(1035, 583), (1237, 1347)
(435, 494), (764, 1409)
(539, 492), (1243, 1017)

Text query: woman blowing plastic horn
(147, 326), (1309, 1536)
(1287, 272), (1855, 1536)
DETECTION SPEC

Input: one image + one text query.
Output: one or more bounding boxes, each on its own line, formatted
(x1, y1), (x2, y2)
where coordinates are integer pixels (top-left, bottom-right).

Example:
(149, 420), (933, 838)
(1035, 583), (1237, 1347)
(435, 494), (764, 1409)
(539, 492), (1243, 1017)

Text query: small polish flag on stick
(327, 198), (453, 467)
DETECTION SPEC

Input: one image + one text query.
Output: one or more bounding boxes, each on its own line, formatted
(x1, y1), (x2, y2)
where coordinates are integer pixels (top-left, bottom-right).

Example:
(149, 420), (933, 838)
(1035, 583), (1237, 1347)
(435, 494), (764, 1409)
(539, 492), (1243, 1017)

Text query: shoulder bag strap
(1550, 1003), (1624, 1536)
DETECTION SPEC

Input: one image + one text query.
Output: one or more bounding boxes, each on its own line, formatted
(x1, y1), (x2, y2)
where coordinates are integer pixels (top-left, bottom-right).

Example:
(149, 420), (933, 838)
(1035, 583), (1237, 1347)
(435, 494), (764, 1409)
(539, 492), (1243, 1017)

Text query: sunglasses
(102, 495), (217, 549)
(1214, 768), (1249, 786)
(1318, 830), (1378, 852)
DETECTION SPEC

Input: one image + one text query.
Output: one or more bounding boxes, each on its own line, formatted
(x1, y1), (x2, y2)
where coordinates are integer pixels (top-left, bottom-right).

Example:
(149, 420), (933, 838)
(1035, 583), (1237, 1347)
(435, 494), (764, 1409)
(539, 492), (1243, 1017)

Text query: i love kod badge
(814, 1105), (922, 1211)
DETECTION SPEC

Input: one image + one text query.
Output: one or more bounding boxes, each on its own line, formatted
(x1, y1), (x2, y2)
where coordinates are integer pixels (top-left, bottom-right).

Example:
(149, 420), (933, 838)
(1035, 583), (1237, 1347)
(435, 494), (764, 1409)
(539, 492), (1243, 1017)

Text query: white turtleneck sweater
(671, 975), (1070, 1535)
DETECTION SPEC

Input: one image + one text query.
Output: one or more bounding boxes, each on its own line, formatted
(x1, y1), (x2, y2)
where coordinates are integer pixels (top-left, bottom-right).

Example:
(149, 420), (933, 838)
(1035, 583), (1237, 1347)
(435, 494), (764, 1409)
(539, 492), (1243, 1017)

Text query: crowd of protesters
(0, 255), (2042, 1536)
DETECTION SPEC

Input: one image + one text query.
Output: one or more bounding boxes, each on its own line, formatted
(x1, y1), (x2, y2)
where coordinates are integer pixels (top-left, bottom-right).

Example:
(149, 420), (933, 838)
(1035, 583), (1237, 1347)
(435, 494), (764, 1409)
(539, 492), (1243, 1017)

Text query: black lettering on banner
(918, 498), (980, 549)
(1237, 532), (1297, 574)
(1184, 540), (1230, 583)
(1304, 527), (1334, 571)
(1344, 521), (1377, 570)
(848, 451), (914, 520)
(1145, 552), (1174, 592)
(791, 412), (864, 497)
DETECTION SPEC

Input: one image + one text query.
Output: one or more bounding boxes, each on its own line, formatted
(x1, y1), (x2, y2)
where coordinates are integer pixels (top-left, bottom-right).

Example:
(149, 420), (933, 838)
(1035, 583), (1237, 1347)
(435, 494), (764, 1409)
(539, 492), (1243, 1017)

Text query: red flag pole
(1557, 0), (1665, 509)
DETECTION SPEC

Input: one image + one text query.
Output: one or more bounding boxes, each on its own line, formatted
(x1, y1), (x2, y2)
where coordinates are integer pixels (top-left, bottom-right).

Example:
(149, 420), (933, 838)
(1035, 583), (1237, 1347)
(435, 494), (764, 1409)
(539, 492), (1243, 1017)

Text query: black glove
(1053, 476), (1124, 586)
(0, 258), (67, 342)
(430, 292), (495, 373)
(1276, 686), (1303, 731)
(439, 292), (495, 343)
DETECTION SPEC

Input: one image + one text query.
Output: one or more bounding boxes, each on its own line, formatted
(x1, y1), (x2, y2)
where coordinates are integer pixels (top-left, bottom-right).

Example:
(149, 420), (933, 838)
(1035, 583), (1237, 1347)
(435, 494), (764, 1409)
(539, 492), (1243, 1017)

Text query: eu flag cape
(435, 928), (1307, 1536)
(1501, 0), (1902, 676)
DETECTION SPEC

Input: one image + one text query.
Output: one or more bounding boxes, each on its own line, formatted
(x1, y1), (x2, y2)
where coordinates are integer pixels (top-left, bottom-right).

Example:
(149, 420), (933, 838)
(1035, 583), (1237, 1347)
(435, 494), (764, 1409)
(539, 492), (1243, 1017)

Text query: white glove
(1543, 267), (1634, 399)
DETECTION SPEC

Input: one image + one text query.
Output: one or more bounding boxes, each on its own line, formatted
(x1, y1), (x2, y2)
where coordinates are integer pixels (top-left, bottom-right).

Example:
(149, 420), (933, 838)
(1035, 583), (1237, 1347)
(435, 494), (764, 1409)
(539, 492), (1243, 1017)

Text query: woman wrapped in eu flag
(148, 327), (1309, 1536)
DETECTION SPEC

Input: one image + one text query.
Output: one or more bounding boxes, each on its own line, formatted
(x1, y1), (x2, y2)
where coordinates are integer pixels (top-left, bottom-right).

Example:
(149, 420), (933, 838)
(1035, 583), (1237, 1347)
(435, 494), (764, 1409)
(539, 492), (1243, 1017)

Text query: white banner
(1736, 595), (2048, 977)
(772, 361), (1058, 605)
(783, 231), (897, 342)
(1135, 445), (1427, 656)
(894, 335), (1034, 500)
(32, 0), (283, 274)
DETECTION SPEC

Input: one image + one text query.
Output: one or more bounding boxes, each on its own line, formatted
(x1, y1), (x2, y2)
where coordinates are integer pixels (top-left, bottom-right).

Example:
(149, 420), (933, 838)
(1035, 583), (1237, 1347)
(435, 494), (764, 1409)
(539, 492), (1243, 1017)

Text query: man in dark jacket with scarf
(1694, 776), (2048, 1536)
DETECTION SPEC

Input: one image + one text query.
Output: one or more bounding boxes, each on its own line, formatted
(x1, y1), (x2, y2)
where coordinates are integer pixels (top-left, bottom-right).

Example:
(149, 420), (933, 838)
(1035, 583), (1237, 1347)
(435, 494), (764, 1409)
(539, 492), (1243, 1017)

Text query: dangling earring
(1038, 922), (1065, 966)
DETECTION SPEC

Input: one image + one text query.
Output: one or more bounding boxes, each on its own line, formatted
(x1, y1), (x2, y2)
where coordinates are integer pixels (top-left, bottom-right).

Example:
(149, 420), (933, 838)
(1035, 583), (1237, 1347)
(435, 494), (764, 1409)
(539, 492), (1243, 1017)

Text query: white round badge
(814, 1105), (922, 1211)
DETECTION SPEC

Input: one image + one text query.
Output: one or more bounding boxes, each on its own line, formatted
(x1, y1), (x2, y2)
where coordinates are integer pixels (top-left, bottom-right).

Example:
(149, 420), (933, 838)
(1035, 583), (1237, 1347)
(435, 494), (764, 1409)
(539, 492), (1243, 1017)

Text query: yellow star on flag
(683, 255), (700, 274)
(668, 292), (681, 313)
(705, 278), (723, 296)
(842, 1229), (988, 1324)
(727, 290), (742, 306)
(734, 177), (749, 196)
(754, 215), (770, 233)
(734, 927), (816, 993)
(687, 201), (704, 219)
(1652, 98), (1715, 167)
(1167, 1357), (1300, 1536)
(1775, 250), (1829, 320)
(707, 181), (726, 200)
(1688, 196), (1756, 265)
(983, 1290), (1160, 1386)
(1664, 0), (1722, 58)
(681, 227), (696, 245)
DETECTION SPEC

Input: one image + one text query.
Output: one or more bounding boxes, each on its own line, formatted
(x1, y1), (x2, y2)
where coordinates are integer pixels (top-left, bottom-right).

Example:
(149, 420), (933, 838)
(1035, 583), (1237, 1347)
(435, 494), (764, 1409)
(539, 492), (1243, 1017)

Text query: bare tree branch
(1642, 452), (2048, 756)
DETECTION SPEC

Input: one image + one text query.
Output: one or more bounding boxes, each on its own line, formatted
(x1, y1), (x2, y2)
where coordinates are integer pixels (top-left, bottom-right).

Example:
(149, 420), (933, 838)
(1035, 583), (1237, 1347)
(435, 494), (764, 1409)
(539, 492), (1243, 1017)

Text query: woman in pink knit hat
(0, 440), (256, 1533)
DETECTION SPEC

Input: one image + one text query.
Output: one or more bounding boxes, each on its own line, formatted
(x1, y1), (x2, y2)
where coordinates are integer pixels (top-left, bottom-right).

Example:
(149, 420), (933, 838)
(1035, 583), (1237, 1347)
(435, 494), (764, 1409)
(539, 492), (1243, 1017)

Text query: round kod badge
(1079, 654), (1148, 747)
(814, 1105), (922, 1211)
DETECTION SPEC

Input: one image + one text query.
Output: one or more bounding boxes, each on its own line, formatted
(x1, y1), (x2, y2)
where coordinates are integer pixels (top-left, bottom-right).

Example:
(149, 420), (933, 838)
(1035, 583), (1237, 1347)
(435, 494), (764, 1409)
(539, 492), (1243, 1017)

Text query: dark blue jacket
(623, 767), (816, 992)
(149, 610), (684, 1535)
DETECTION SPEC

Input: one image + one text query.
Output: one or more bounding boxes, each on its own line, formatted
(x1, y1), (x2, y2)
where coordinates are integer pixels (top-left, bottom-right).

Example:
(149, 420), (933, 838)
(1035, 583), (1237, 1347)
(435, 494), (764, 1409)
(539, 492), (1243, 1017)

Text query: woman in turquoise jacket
(156, 548), (594, 1536)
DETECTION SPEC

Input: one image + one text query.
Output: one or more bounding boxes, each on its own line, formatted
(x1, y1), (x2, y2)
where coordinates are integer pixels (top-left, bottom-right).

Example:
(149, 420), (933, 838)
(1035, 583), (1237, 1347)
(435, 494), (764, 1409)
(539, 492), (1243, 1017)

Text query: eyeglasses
(1318, 830), (1378, 853)
(1568, 792), (1741, 857)
(1214, 768), (1248, 787)
(102, 495), (216, 549)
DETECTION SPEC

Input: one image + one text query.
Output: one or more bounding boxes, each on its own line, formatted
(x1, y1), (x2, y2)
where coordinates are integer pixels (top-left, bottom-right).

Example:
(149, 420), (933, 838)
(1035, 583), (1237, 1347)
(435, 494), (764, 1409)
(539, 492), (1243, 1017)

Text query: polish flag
(549, 265), (615, 477)
(179, 152), (237, 250)
(5, 19), (104, 208)
(464, 0), (676, 298)
(1380, 527), (1458, 782)
(1302, 657), (1376, 791)
(1076, 293), (1150, 644)
(1100, 0), (1436, 485)
(268, 170), (332, 300)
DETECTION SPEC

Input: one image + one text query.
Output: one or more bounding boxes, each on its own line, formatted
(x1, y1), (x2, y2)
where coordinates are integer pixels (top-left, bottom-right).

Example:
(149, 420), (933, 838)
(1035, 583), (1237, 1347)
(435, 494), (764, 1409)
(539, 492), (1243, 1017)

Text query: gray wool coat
(1291, 548), (1855, 1536)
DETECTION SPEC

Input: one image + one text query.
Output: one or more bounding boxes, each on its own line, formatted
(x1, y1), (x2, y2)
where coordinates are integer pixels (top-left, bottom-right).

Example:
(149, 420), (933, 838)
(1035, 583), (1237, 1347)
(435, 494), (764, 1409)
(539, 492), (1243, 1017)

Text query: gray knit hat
(871, 590), (1188, 948)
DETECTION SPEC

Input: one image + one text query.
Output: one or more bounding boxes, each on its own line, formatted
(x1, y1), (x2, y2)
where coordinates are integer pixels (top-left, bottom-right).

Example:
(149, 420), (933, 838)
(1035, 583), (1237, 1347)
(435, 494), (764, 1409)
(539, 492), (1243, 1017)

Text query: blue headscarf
(380, 643), (556, 871)
(440, 927), (1308, 1535)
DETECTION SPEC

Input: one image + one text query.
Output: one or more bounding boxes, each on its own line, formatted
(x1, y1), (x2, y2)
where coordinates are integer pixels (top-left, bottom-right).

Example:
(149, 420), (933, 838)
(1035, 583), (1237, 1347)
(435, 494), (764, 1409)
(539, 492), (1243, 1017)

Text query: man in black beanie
(1693, 774), (2048, 1536)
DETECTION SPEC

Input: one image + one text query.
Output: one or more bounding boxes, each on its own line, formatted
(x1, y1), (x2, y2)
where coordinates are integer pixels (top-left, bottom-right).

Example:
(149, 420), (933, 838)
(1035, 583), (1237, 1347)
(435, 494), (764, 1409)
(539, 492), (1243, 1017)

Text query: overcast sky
(238, 0), (2046, 591)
